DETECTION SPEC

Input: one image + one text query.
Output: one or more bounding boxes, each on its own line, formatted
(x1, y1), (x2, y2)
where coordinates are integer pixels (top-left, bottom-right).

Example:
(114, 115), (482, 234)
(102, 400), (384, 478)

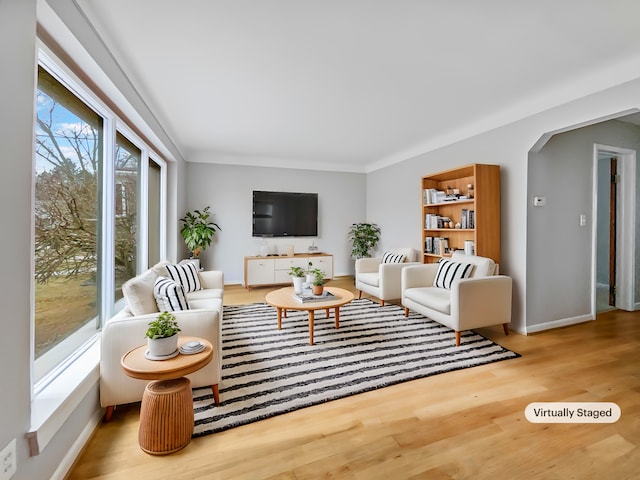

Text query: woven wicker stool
(138, 377), (194, 455)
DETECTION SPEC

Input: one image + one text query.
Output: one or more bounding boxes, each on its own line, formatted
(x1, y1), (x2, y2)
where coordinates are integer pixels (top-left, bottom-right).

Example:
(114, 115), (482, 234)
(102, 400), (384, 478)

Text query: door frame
(592, 144), (636, 314)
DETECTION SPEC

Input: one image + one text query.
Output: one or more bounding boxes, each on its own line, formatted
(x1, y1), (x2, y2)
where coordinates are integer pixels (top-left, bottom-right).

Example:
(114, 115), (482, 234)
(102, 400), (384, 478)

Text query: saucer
(145, 349), (179, 361)
(180, 341), (205, 355)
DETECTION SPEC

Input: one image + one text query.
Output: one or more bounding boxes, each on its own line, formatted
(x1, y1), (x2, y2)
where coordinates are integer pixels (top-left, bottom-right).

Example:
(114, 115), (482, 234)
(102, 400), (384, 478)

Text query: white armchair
(401, 252), (512, 346)
(355, 248), (420, 305)
(100, 262), (223, 421)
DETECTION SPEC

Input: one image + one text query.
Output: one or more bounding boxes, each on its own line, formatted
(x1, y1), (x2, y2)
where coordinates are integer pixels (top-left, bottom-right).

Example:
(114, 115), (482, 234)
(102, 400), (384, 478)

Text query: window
(114, 132), (140, 303)
(34, 66), (103, 382)
(33, 59), (167, 386)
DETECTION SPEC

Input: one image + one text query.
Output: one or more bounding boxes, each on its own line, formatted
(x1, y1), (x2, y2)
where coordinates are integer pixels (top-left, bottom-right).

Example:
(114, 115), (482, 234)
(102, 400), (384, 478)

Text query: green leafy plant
(348, 222), (381, 258)
(179, 206), (221, 258)
(310, 268), (325, 286)
(145, 311), (181, 339)
(289, 266), (306, 277)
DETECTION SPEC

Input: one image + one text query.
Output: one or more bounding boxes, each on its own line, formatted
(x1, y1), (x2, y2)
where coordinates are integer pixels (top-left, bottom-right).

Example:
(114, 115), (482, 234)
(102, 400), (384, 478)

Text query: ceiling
(74, 0), (640, 172)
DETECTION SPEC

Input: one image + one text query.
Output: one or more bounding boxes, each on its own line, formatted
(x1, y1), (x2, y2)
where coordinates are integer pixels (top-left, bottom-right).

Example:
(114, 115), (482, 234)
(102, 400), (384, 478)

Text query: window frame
(32, 48), (168, 395)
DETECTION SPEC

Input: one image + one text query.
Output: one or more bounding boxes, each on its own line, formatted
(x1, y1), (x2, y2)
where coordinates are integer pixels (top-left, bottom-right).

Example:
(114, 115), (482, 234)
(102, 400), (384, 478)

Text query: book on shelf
(424, 188), (446, 204)
(425, 236), (449, 255)
(292, 290), (336, 303)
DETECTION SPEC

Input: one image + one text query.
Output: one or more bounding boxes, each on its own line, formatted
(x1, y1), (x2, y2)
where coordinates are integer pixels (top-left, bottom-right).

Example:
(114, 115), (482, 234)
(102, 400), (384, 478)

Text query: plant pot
(147, 334), (178, 358)
(292, 276), (304, 294)
(312, 285), (324, 295)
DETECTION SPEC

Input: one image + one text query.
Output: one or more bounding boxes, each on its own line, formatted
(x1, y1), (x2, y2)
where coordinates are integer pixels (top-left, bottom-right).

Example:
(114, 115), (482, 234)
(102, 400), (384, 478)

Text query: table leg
(334, 307), (340, 329)
(138, 377), (193, 455)
(277, 307), (282, 330)
(308, 310), (315, 345)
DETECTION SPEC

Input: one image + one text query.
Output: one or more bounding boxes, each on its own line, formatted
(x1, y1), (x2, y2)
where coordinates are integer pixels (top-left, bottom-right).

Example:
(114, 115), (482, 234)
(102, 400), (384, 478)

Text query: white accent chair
(100, 261), (223, 421)
(401, 252), (512, 346)
(355, 248), (420, 306)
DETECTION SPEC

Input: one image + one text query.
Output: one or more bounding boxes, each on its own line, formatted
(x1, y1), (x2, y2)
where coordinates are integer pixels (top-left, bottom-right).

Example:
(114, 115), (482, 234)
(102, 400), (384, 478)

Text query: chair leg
(503, 323), (510, 336)
(380, 300), (385, 306)
(212, 384), (220, 405)
(358, 290), (362, 299)
(104, 405), (115, 422)
(404, 307), (409, 317)
(455, 331), (461, 346)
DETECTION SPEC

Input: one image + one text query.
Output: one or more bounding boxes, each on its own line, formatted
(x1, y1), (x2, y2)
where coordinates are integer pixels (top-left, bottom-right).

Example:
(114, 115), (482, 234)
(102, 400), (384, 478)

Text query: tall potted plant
(179, 206), (221, 261)
(348, 223), (381, 258)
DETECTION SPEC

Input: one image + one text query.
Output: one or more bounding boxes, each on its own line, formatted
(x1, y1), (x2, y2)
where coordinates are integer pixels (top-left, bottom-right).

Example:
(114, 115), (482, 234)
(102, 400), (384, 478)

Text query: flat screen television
(252, 190), (318, 237)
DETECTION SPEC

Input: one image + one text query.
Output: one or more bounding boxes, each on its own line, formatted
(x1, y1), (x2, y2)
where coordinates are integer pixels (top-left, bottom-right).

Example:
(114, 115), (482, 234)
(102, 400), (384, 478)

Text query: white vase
(306, 274), (314, 284)
(292, 276), (304, 294)
(147, 334), (178, 358)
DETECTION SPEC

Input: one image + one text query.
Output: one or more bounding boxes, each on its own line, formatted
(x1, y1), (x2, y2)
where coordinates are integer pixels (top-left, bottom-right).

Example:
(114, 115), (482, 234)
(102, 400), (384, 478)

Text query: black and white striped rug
(192, 298), (519, 437)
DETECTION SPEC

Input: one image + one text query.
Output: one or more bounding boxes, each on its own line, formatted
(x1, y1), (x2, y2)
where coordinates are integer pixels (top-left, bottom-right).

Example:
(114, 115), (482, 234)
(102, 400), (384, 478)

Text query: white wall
(368, 81), (640, 334)
(528, 119), (640, 328)
(0, 2), (83, 479)
(185, 163), (367, 284)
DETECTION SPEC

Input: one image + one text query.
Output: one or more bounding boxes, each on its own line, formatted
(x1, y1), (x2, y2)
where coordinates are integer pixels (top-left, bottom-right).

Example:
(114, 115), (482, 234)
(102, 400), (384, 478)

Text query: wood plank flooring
(66, 277), (640, 480)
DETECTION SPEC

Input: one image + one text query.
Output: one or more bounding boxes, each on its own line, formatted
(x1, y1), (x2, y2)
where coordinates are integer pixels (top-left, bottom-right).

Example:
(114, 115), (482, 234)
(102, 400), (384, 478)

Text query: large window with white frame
(33, 56), (166, 386)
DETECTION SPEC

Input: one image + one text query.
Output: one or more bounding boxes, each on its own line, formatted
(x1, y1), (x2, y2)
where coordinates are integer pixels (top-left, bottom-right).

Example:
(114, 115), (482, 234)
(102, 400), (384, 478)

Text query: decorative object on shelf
(258, 239), (269, 257)
(289, 266), (306, 294)
(179, 206), (221, 259)
(467, 183), (474, 198)
(145, 311), (181, 359)
(308, 240), (319, 253)
(348, 222), (381, 259)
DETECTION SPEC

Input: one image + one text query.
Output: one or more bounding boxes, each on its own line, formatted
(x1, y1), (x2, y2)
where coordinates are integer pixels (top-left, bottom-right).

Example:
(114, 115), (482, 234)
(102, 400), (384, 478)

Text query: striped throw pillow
(165, 262), (201, 293)
(432, 258), (473, 289)
(154, 276), (190, 311)
(382, 252), (406, 264)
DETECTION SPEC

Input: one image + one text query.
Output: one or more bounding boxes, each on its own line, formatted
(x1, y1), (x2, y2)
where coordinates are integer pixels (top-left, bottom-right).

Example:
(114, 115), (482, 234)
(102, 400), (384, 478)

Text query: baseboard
(52, 408), (103, 480)
(526, 314), (594, 334)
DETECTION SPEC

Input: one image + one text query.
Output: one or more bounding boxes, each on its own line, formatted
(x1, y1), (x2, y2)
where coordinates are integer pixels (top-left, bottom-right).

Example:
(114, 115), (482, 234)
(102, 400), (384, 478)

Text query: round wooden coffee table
(121, 336), (213, 455)
(265, 286), (355, 345)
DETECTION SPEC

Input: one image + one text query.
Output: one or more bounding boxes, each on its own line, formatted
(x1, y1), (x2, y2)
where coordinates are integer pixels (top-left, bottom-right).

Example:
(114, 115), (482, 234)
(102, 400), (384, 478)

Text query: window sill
(26, 339), (100, 456)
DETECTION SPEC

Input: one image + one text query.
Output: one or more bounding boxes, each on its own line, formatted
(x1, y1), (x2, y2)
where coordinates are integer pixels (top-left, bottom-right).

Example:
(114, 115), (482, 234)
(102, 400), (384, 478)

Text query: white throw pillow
(382, 251), (406, 264)
(154, 276), (190, 311)
(121, 269), (159, 315)
(433, 258), (473, 289)
(165, 262), (201, 293)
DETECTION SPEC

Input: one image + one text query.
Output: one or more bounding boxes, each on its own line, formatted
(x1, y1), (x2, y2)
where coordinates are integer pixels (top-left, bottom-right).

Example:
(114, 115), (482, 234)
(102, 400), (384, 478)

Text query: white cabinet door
(308, 255), (333, 279)
(274, 257), (308, 283)
(246, 258), (275, 285)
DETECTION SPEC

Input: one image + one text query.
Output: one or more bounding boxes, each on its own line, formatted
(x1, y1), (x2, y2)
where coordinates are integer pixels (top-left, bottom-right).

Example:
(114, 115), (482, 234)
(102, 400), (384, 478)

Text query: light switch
(580, 214), (587, 227)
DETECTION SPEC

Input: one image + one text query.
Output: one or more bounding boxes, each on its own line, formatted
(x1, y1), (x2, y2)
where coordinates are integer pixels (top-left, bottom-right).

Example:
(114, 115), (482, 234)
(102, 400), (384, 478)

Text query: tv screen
(252, 190), (318, 237)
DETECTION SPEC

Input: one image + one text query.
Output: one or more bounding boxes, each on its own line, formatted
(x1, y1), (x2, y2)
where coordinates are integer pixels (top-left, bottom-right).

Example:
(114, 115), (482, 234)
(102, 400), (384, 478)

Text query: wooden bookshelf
(422, 164), (500, 264)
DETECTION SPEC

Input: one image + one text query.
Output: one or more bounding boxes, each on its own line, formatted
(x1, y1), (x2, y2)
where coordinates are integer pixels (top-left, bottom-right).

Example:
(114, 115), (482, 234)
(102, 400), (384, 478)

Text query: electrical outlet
(0, 439), (16, 480)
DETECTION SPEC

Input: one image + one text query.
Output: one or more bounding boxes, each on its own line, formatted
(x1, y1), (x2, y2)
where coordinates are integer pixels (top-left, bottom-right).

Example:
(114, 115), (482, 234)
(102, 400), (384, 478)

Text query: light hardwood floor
(67, 277), (640, 480)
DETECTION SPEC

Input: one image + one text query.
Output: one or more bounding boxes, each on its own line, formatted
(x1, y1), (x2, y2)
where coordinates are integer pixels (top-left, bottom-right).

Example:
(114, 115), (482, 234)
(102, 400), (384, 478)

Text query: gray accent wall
(185, 163), (366, 283)
(528, 119), (640, 327)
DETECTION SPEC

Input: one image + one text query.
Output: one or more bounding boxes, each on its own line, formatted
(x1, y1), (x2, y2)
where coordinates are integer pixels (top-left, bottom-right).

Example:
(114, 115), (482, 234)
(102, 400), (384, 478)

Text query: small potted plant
(311, 268), (325, 295)
(145, 311), (181, 358)
(289, 266), (306, 293)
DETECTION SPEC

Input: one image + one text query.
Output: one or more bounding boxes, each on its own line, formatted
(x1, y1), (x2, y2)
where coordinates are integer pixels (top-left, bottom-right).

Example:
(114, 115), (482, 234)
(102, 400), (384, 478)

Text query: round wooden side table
(121, 336), (213, 455)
